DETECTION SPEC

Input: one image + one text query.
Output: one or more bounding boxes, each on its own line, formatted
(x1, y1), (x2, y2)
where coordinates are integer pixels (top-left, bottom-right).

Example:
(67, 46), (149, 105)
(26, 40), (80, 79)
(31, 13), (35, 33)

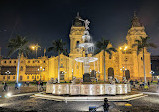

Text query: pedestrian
(27, 82), (29, 86)
(15, 82), (18, 90)
(40, 81), (44, 91)
(139, 81), (143, 89)
(133, 80), (136, 88)
(135, 79), (138, 84)
(151, 80), (153, 84)
(38, 81), (41, 92)
(3, 82), (8, 92)
(103, 98), (109, 112)
(148, 80), (150, 87)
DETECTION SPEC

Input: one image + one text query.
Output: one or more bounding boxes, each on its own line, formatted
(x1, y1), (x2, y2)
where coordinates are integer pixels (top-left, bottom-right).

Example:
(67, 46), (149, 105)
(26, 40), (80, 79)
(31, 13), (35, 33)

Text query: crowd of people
(129, 79), (152, 89)
(2, 80), (45, 92)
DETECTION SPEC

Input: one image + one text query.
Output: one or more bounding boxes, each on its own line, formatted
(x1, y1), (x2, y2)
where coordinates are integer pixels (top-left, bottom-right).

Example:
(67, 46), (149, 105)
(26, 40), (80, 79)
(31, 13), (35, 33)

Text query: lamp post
(31, 43), (40, 58)
(120, 66), (127, 78)
(119, 45), (128, 78)
(38, 66), (45, 81)
(5, 70), (11, 81)
(72, 69), (73, 80)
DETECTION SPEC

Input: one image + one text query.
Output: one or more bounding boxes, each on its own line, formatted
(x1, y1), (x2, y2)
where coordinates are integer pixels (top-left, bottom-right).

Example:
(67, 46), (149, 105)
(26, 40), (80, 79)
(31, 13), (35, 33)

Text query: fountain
(75, 18), (98, 82)
(45, 17), (132, 96)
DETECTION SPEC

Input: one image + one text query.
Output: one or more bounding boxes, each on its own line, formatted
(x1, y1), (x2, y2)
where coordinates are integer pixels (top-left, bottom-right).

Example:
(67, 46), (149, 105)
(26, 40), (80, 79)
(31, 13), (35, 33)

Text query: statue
(71, 77), (76, 85)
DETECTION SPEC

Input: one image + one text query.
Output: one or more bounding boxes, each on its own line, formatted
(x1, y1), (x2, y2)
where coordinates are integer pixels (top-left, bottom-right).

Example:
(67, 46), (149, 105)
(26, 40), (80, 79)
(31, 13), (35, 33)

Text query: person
(133, 80), (136, 88)
(38, 81), (40, 91)
(15, 82), (18, 90)
(103, 98), (109, 112)
(148, 80), (150, 87)
(55, 78), (58, 83)
(135, 79), (138, 84)
(139, 81), (143, 89)
(3, 82), (8, 92)
(40, 81), (44, 91)
(151, 80), (153, 84)
(130, 80), (133, 85)
(27, 82), (29, 86)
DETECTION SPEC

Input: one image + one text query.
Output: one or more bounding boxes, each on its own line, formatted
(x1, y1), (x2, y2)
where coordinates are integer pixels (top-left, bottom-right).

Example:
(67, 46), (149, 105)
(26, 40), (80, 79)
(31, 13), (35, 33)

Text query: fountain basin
(46, 83), (131, 95)
(75, 57), (98, 63)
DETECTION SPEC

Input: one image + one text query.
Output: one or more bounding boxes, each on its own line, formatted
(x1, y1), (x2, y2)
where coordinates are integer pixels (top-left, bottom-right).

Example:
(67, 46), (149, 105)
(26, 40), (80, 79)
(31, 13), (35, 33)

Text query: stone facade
(0, 14), (152, 82)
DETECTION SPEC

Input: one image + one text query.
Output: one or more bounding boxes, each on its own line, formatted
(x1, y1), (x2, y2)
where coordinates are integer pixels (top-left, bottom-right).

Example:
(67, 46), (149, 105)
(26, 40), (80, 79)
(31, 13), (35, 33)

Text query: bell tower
(126, 12), (147, 49)
(69, 13), (85, 58)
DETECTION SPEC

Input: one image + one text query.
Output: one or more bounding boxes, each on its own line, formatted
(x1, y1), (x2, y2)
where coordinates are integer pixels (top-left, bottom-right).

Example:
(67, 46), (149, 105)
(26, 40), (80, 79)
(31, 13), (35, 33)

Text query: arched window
(125, 70), (130, 80)
(76, 41), (80, 48)
(108, 67), (114, 78)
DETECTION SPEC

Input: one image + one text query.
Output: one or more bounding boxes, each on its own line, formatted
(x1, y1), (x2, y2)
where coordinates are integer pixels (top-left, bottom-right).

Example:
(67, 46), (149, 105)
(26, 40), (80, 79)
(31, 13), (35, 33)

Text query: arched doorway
(125, 70), (130, 80)
(60, 71), (65, 80)
(20, 76), (23, 81)
(108, 67), (114, 78)
(90, 70), (96, 78)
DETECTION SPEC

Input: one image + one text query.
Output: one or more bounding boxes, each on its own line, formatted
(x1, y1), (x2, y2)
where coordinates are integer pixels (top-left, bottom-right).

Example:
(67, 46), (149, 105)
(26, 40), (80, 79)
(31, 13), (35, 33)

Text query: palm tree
(47, 39), (66, 83)
(96, 38), (117, 82)
(132, 36), (156, 83)
(8, 35), (30, 83)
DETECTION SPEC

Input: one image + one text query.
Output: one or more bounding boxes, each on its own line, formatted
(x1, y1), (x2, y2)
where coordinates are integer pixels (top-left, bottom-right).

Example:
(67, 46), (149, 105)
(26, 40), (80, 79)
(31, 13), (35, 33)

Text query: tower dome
(73, 12), (84, 27)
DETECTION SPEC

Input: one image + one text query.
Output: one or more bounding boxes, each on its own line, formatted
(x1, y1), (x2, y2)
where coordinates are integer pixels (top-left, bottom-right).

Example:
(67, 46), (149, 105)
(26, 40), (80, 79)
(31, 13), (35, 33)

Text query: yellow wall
(0, 18), (152, 82)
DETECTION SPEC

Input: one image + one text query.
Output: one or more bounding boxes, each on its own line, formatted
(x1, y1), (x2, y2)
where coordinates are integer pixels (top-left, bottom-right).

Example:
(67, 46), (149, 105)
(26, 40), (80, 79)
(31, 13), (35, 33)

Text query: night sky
(0, 0), (159, 58)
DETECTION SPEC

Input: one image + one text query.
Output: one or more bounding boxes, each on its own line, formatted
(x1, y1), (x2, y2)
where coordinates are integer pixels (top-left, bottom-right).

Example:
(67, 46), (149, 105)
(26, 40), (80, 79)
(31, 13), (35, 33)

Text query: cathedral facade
(0, 14), (152, 82)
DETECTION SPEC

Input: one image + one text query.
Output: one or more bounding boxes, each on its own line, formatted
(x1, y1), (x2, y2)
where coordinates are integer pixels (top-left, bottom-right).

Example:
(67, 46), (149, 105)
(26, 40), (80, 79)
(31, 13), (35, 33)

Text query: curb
(31, 93), (146, 102)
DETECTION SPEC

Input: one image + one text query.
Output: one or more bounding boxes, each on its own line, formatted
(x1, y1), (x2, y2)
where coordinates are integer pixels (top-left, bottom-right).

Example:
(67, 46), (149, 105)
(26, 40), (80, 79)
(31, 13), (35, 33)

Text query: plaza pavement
(0, 83), (158, 111)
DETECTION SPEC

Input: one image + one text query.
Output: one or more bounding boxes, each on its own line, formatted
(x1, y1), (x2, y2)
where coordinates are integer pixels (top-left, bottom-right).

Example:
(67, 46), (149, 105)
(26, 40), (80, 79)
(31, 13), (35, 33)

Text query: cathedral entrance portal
(125, 70), (130, 80)
(108, 67), (114, 78)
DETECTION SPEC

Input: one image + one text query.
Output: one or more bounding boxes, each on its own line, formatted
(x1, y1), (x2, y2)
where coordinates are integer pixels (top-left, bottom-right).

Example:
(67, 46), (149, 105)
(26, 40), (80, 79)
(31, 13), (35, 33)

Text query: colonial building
(0, 13), (152, 82)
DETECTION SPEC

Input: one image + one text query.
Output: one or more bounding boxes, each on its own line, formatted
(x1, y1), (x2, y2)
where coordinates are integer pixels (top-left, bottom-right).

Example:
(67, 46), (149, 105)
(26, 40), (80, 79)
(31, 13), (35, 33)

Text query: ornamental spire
(131, 11), (142, 27)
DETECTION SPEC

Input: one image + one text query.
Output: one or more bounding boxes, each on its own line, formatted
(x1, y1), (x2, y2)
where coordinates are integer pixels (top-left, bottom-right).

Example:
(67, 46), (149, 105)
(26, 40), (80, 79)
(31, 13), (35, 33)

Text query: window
(60, 64), (64, 68)
(20, 66), (23, 71)
(27, 76), (29, 79)
(33, 61), (35, 63)
(9, 61), (11, 63)
(141, 57), (143, 60)
(32, 76), (34, 79)
(13, 76), (15, 79)
(43, 61), (45, 63)
(14, 61), (16, 63)
(125, 57), (128, 62)
(37, 76), (39, 79)
(4, 61), (6, 63)
(76, 41), (80, 48)
(109, 55), (112, 59)
(8, 76), (10, 79)
(3, 76), (5, 79)
(28, 61), (30, 63)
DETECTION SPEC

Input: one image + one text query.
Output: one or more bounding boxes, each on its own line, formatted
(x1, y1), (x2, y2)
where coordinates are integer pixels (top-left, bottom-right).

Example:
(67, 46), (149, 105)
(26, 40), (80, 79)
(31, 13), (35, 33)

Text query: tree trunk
(58, 52), (60, 83)
(16, 54), (21, 83)
(103, 50), (106, 82)
(143, 48), (146, 83)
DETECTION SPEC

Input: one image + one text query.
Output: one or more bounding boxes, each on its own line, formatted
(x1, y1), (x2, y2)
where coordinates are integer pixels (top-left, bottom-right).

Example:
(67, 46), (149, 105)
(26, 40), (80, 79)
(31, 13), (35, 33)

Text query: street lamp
(31, 43), (40, 58)
(5, 70), (11, 81)
(120, 66), (127, 78)
(72, 69), (73, 80)
(38, 66), (45, 81)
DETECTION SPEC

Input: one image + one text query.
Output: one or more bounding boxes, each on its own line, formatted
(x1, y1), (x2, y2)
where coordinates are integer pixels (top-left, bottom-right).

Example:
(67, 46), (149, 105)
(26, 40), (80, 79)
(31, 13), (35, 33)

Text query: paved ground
(0, 84), (158, 111)
(0, 93), (158, 111)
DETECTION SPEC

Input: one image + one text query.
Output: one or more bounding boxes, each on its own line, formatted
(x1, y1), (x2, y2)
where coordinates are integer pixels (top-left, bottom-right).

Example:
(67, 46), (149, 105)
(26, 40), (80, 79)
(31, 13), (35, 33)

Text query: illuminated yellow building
(0, 13), (152, 82)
